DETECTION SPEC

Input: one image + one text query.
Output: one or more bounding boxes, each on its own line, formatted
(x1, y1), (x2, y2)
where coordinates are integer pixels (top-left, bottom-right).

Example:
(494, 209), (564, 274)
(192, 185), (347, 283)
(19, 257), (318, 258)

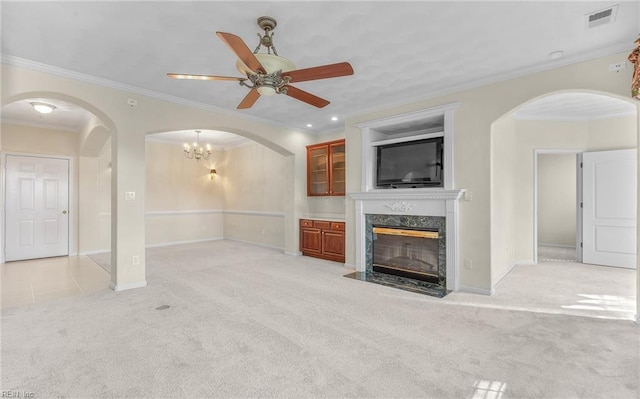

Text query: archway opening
(490, 90), (638, 320)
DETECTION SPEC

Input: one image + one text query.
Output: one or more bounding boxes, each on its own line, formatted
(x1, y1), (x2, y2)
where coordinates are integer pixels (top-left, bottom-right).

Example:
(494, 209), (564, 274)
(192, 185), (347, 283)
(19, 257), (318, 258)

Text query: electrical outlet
(125, 191), (135, 201)
(132, 255), (140, 265)
(127, 98), (137, 107)
(609, 62), (626, 72)
(464, 258), (473, 269)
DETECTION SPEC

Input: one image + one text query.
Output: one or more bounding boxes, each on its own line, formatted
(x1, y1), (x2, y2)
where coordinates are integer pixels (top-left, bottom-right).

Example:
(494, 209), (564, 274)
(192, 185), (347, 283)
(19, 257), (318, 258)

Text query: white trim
(350, 189), (465, 202)
(458, 284), (494, 296)
(110, 280), (147, 292)
(344, 263), (356, 270)
(145, 209), (223, 216)
(145, 237), (223, 248)
(533, 149), (581, 265)
(223, 210), (286, 218)
(284, 251), (302, 257)
(143, 209), (286, 218)
(538, 243), (576, 249)
(370, 132), (444, 147)
(78, 249), (110, 256)
(354, 102), (463, 130)
(1, 151), (75, 263)
(356, 103), (460, 192)
(224, 238), (284, 252)
(493, 261), (528, 290)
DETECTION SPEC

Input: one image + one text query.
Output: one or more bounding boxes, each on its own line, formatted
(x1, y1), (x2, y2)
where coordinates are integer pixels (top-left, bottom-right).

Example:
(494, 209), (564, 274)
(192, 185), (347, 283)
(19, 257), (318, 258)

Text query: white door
(582, 149), (637, 269)
(5, 155), (70, 261)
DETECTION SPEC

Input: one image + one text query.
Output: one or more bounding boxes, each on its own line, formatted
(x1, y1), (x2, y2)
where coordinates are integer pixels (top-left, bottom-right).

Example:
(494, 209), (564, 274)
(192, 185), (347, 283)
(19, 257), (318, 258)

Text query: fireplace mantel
(350, 189), (465, 201)
(349, 188), (464, 291)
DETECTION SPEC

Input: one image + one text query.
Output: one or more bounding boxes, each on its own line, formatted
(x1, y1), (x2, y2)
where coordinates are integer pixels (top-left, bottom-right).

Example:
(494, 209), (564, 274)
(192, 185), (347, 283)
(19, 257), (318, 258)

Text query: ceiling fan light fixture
(257, 85), (277, 96)
(236, 53), (296, 76)
(31, 102), (56, 114)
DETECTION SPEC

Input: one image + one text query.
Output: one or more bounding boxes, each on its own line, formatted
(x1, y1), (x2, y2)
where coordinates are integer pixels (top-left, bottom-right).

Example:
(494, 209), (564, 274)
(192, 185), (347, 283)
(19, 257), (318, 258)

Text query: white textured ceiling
(514, 92), (637, 120)
(1, 1), (638, 137)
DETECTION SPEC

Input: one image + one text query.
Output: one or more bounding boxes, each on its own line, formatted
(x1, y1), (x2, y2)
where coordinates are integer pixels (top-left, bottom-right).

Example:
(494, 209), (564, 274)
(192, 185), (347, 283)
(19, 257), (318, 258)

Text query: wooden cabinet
(300, 219), (345, 263)
(306, 139), (345, 196)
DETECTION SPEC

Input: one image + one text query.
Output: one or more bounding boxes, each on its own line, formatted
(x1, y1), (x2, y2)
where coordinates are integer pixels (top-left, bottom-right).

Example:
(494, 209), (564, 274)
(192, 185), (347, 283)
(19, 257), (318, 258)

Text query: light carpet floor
(2, 240), (639, 398)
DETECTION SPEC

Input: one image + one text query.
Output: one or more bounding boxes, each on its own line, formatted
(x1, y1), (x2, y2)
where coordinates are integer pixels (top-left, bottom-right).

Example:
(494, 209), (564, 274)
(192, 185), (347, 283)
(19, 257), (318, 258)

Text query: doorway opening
(534, 150), (580, 264)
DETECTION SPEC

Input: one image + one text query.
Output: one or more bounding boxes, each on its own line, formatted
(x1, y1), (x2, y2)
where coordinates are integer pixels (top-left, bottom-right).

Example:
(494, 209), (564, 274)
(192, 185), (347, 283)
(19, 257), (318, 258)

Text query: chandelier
(183, 130), (211, 161)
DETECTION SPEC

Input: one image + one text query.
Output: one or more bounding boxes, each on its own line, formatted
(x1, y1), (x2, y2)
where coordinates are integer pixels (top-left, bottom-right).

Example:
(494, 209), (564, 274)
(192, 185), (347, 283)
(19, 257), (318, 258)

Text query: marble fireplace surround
(350, 189), (464, 292)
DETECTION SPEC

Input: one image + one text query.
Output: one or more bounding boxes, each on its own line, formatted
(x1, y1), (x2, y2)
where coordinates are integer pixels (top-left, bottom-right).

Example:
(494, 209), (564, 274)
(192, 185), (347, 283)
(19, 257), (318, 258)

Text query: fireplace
(372, 227), (440, 284)
(355, 213), (449, 297)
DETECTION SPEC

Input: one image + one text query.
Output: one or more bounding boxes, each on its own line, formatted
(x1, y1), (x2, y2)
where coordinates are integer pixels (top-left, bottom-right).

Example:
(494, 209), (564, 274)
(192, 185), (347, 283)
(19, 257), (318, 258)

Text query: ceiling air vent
(586, 5), (618, 29)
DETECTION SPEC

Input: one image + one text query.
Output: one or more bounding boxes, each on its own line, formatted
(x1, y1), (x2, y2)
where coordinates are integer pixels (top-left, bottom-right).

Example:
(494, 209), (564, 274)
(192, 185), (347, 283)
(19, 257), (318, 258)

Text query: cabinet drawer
(300, 219), (314, 228)
(331, 222), (345, 231)
(313, 220), (331, 230)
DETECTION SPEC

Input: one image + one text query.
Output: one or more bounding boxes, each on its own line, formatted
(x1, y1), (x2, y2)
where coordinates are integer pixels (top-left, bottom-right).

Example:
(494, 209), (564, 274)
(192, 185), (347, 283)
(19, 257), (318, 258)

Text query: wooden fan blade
(237, 88), (260, 109)
(216, 32), (265, 74)
(282, 62), (354, 83)
(167, 73), (244, 81)
(285, 85), (330, 108)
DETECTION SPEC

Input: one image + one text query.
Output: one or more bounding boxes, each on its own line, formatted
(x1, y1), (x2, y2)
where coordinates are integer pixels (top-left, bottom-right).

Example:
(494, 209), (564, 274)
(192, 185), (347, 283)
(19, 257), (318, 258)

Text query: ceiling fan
(167, 16), (354, 109)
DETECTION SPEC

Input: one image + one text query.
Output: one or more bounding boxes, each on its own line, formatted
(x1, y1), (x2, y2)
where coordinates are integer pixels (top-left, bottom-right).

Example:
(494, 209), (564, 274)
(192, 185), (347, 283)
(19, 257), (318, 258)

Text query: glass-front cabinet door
(329, 141), (346, 195)
(306, 139), (346, 196)
(307, 145), (329, 195)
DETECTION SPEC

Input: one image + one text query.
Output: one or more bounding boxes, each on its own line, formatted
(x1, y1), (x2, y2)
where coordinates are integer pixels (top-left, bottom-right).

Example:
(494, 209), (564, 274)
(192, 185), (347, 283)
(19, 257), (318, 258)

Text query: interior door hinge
(580, 202), (583, 208)
(580, 242), (583, 248)
(580, 162), (583, 168)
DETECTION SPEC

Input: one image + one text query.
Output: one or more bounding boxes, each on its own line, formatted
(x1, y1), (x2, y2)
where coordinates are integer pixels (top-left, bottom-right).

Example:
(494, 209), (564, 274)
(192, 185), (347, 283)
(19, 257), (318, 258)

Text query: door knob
(62, 210), (67, 214)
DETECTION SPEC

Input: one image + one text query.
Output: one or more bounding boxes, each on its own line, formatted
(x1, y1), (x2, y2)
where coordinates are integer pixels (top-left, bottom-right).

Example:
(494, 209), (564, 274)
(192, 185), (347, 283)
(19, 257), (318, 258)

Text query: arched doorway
(1, 93), (116, 306)
(490, 90), (638, 320)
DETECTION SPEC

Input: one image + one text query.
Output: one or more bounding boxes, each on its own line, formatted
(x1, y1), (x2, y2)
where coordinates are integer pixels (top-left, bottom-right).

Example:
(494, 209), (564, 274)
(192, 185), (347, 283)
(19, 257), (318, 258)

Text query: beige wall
(2, 64), (316, 289)
(220, 142), (290, 250)
(144, 140), (224, 247)
(346, 51), (634, 292)
(537, 153), (577, 247)
(508, 116), (637, 267)
(490, 117), (519, 283)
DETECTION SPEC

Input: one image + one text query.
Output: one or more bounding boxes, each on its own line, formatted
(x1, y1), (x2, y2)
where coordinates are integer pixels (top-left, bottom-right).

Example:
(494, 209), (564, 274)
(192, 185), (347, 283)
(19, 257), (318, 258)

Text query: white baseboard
(539, 243), (576, 249)
(284, 251), (302, 256)
(78, 249), (110, 256)
(458, 284), (494, 296)
(110, 280), (147, 291)
(145, 237), (223, 248)
(344, 263), (356, 270)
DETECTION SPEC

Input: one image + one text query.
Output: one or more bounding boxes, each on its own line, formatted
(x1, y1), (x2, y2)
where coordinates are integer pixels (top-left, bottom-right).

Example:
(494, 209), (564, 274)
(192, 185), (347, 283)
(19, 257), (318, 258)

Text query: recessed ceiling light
(31, 102), (56, 114)
(549, 50), (564, 60)
(331, 116), (338, 121)
(306, 124), (313, 128)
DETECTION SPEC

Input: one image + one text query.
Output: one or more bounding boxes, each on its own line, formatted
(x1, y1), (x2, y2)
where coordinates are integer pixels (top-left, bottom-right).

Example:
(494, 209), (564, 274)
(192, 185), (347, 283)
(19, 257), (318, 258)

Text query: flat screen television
(376, 137), (444, 188)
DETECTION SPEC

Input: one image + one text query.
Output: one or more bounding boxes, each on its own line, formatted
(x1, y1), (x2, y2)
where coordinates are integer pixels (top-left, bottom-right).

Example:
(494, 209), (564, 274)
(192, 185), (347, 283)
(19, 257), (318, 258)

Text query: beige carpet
(2, 241), (638, 398)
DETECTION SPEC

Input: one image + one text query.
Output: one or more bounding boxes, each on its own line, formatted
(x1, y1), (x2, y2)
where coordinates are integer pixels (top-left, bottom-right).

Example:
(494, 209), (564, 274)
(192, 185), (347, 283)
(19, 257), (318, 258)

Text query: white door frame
(1, 152), (75, 263)
(532, 149), (581, 265)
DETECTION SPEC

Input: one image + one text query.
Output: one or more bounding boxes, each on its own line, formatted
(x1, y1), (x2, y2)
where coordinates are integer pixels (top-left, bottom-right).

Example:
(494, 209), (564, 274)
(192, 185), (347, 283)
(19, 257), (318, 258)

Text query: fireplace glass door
(372, 226), (439, 283)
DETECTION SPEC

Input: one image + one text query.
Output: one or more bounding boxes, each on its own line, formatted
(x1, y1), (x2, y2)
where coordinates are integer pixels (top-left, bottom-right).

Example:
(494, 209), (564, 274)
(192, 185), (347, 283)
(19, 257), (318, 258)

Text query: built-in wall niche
(355, 102), (461, 192)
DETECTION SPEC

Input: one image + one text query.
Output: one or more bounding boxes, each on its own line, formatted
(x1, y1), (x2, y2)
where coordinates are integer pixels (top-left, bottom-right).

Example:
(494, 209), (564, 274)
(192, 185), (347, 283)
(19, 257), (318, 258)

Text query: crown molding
(1, 55), (312, 134)
(344, 42), (635, 125)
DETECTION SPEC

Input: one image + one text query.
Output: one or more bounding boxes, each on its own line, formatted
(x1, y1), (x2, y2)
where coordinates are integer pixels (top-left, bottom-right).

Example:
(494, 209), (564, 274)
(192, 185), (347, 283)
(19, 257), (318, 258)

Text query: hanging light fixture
(183, 130), (212, 161)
